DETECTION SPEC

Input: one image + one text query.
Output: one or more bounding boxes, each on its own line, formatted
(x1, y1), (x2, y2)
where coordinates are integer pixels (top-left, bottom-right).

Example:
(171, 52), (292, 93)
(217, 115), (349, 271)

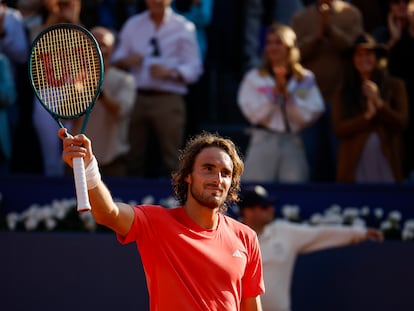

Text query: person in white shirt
(239, 184), (383, 311)
(112, 0), (202, 178)
(238, 23), (325, 183)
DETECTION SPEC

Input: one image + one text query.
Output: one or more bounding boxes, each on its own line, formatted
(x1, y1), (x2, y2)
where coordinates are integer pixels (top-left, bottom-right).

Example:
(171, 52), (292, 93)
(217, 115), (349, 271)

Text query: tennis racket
(29, 23), (104, 212)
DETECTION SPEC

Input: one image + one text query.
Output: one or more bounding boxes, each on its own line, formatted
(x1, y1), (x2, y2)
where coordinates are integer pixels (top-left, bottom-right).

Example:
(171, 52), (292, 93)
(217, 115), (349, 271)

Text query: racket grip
(73, 157), (92, 212)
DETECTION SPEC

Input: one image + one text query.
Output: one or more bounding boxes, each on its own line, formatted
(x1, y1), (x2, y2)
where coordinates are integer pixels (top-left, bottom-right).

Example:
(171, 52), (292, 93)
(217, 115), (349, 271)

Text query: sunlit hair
(171, 132), (244, 212)
(259, 22), (305, 81)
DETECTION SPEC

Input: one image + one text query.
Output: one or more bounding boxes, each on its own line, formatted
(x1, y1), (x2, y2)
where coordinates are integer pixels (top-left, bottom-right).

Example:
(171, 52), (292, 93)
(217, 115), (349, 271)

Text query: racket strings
(31, 27), (101, 118)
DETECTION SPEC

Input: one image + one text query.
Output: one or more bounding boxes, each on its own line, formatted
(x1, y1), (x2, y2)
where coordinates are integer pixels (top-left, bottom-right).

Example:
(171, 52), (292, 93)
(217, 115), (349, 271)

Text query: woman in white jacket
(238, 23), (325, 183)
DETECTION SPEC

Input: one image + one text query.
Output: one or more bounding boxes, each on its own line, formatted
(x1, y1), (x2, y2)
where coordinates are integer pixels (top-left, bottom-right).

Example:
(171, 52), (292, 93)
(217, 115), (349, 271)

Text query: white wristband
(85, 156), (101, 190)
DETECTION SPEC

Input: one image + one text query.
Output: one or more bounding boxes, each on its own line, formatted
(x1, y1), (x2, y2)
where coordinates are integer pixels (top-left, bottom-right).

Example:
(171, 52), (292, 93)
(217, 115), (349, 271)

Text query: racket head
(29, 23), (104, 121)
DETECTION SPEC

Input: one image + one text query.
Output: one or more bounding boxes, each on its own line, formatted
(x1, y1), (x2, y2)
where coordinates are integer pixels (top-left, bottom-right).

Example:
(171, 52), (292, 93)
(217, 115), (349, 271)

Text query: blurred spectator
(239, 184), (383, 311)
(243, 0), (304, 71)
(30, 0), (82, 176)
(69, 26), (135, 177)
(171, 0), (214, 139)
(291, 0), (363, 182)
(0, 53), (16, 174)
(0, 0), (35, 174)
(332, 33), (408, 182)
(0, 0), (28, 66)
(172, 0), (213, 61)
(112, 0), (202, 178)
(238, 23), (324, 183)
(17, 0), (44, 33)
(373, 0), (414, 181)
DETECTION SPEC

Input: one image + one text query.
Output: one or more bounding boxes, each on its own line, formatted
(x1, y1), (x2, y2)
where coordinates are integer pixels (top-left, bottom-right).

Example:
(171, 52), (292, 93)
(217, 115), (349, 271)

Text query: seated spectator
(238, 23), (324, 183)
(239, 184), (383, 311)
(332, 33), (409, 182)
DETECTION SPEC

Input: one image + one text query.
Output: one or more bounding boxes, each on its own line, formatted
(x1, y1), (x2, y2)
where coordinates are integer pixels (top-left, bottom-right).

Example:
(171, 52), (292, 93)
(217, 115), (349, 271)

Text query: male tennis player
(58, 128), (264, 311)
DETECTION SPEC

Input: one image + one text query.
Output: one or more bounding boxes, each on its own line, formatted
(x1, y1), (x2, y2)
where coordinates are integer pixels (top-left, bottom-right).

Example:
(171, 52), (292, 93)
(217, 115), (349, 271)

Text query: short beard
(189, 183), (225, 211)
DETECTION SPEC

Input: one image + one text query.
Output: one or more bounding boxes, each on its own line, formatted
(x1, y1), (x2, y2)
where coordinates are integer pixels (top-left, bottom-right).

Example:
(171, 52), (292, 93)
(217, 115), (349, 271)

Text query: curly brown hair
(171, 131), (244, 212)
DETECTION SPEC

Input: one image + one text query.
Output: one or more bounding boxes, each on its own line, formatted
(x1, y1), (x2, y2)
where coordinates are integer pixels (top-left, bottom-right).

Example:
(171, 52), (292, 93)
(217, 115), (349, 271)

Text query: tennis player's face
(185, 147), (233, 210)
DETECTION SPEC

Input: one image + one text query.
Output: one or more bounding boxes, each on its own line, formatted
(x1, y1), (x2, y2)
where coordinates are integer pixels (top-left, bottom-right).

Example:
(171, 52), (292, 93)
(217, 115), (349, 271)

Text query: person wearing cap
(332, 32), (409, 182)
(238, 184), (383, 311)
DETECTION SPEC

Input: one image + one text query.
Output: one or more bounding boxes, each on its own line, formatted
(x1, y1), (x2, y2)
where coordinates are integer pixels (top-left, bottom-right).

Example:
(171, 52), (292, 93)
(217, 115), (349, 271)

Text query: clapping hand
(273, 66), (288, 99)
(318, 2), (332, 38)
(362, 80), (383, 120)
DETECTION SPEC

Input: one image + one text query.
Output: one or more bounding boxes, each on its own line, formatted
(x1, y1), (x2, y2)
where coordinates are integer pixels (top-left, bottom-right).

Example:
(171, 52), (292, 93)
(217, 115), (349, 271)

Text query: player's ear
(184, 174), (191, 184)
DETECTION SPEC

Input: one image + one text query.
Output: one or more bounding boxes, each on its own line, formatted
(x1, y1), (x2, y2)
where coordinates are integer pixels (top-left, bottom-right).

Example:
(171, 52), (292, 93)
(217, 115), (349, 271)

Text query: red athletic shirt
(118, 205), (265, 311)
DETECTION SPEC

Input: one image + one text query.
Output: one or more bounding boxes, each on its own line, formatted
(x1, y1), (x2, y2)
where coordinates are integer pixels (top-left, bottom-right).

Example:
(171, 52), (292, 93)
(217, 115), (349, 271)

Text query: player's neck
(184, 204), (219, 230)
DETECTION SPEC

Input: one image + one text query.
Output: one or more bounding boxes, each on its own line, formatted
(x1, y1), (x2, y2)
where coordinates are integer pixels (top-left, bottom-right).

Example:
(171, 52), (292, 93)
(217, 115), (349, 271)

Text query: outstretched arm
(58, 128), (134, 235)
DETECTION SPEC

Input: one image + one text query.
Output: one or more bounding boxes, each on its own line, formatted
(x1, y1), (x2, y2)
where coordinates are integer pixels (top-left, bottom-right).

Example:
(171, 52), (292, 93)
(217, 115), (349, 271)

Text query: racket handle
(73, 157), (92, 212)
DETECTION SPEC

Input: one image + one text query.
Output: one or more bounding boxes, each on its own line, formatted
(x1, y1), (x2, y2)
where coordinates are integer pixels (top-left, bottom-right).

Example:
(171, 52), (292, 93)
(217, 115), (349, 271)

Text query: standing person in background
(112, 0), (202, 178)
(332, 33), (408, 183)
(238, 23), (324, 183)
(171, 0), (214, 139)
(58, 129), (265, 310)
(239, 184), (383, 311)
(291, 0), (363, 182)
(69, 26), (135, 177)
(373, 0), (414, 181)
(0, 0), (31, 174)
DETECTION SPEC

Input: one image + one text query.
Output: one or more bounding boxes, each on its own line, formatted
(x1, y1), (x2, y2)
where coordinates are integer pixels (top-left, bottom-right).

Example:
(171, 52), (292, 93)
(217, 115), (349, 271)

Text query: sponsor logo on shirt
(232, 249), (243, 258)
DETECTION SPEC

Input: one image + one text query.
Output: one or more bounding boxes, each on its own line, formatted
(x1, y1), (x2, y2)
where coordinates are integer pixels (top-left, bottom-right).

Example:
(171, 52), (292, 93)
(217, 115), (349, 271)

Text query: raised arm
(58, 128), (134, 235)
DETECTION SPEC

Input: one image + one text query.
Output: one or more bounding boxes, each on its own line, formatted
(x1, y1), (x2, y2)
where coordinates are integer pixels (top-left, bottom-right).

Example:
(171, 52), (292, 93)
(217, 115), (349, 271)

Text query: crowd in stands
(1, 0), (413, 184)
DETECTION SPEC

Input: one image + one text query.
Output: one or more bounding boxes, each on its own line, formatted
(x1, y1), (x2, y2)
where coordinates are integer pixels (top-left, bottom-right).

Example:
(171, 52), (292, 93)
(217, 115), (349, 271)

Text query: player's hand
(58, 128), (93, 168)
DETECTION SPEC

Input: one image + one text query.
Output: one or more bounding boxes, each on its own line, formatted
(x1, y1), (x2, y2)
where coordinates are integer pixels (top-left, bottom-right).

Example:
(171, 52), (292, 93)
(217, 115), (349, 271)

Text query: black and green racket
(29, 23), (104, 212)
